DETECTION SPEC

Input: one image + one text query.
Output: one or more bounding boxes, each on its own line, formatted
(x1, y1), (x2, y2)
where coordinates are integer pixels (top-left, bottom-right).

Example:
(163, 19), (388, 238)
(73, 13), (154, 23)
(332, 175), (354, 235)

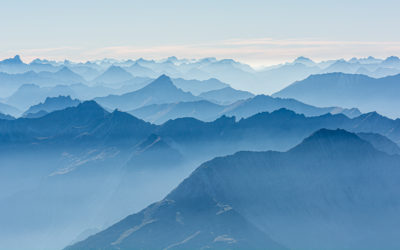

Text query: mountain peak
(290, 129), (375, 156)
(76, 100), (105, 113)
(94, 65), (133, 83)
(146, 74), (174, 88)
(294, 56), (313, 63)
(1, 55), (23, 64)
(107, 65), (125, 72)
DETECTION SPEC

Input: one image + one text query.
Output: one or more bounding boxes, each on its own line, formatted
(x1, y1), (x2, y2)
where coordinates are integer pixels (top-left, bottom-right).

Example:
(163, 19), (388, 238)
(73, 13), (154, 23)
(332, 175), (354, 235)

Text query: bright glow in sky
(1, 0), (399, 66)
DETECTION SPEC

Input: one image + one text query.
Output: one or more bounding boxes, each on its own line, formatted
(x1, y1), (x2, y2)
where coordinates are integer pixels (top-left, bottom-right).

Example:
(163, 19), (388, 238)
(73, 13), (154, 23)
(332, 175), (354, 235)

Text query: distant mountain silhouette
(224, 95), (361, 118)
(0, 66), (85, 98)
(2, 104), (399, 151)
(68, 129), (400, 249)
(93, 66), (134, 84)
(274, 72), (400, 118)
(95, 75), (200, 111)
(0, 102), (20, 116)
(38, 66), (85, 83)
(0, 55), (28, 74)
(6, 84), (76, 110)
(129, 100), (225, 124)
(3, 55), (400, 94)
(172, 78), (229, 95)
(199, 86), (254, 104)
(23, 96), (80, 118)
(125, 62), (157, 78)
(129, 95), (361, 124)
(357, 132), (400, 155)
(0, 112), (15, 120)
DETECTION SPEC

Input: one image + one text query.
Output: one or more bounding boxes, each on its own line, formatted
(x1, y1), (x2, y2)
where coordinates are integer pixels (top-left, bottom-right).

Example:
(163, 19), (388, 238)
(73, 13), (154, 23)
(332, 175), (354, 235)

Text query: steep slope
(274, 72), (400, 118)
(68, 129), (400, 250)
(95, 75), (200, 111)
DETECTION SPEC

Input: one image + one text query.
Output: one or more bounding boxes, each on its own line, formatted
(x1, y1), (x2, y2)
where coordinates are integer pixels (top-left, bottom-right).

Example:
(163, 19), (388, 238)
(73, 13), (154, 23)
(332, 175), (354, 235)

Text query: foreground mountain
(129, 95), (361, 124)
(23, 96), (81, 118)
(2, 103), (400, 250)
(274, 73), (400, 118)
(95, 75), (200, 111)
(67, 129), (400, 250)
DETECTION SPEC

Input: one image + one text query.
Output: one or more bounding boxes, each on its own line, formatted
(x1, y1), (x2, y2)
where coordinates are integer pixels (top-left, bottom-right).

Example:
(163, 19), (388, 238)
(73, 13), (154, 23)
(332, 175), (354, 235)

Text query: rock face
(66, 129), (400, 250)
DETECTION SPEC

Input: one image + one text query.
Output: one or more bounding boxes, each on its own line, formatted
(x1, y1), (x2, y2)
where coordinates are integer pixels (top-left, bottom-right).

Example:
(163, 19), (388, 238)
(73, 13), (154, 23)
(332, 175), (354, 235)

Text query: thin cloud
(4, 38), (400, 67)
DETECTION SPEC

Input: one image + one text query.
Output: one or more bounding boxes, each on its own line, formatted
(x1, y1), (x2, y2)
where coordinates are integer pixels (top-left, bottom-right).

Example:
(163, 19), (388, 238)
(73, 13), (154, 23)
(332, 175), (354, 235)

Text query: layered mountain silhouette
(3, 54), (400, 250)
(357, 132), (400, 155)
(274, 72), (400, 118)
(0, 102), (20, 116)
(129, 100), (225, 124)
(95, 75), (201, 111)
(2, 101), (400, 250)
(129, 95), (361, 124)
(23, 96), (81, 118)
(5, 84), (76, 110)
(172, 77), (229, 95)
(199, 86), (254, 105)
(0, 66), (85, 97)
(67, 129), (400, 249)
(0, 112), (15, 120)
(2, 102), (399, 151)
(93, 66), (134, 84)
(3, 55), (400, 95)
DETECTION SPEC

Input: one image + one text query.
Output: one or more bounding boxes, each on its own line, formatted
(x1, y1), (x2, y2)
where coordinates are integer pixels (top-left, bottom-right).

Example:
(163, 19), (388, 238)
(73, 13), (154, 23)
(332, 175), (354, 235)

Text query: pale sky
(1, 0), (399, 66)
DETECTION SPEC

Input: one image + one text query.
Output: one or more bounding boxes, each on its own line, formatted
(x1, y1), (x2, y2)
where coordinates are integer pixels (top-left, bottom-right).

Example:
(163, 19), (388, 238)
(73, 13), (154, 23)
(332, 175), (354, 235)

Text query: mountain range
(129, 95), (361, 124)
(274, 72), (400, 118)
(67, 129), (400, 250)
(2, 54), (400, 250)
(94, 75), (202, 111)
(1, 99), (400, 250)
(22, 96), (81, 118)
(3, 55), (400, 94)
